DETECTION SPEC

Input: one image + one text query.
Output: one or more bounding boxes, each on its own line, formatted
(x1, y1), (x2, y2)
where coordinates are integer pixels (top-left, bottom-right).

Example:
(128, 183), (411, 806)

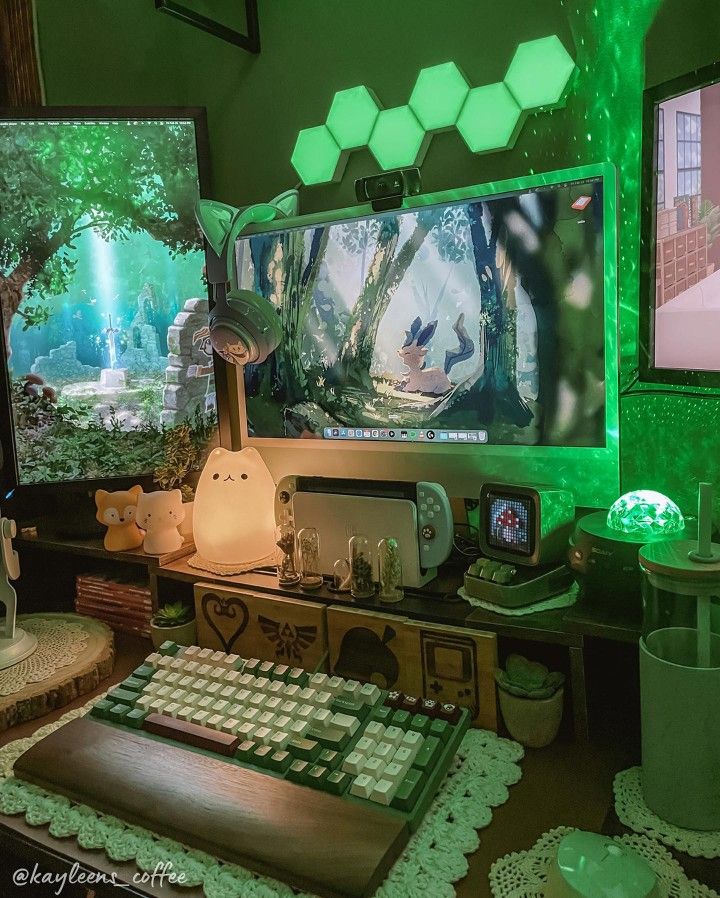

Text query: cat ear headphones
(195, 189), (298, 365)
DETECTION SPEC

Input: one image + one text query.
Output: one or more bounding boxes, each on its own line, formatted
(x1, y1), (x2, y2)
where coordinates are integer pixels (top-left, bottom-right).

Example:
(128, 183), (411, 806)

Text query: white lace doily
(615, 767), (720, 859)
(0, 700), (524, 898)
(458, 583), (578, 616)
(489, 826), (718, 898)
(188, 550), (279, 576)
(0, 618), (89, 697)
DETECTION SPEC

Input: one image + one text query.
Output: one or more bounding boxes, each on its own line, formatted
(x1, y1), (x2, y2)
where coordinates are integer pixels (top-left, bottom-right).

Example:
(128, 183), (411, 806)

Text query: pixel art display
(487, 494), (532, 555)
(0, 115), (216, 485)
(237, 176), (606, 448)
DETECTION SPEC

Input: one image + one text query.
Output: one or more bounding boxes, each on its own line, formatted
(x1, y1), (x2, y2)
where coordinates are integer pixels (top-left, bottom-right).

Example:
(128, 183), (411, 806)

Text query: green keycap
(391, 710), (412, 730)
(122, 676), (146, 693)
(268, 750), (292, 774)
(410, 713), (431, 736)
(429, 719), (451, 744)
(107, 703), (130, 723)
(391, 768), (423, 811)
(235, 740), (257, 762)
(287, 759), (310, 784)
(318, 749), (340, 769)
(107, 687), (140, 707)
(287, 668), (308, 687)
(331, 697), (368, 720)
(124, 707), (149, 729)
(372, 706), (392, 725)
(159, 640), (179, 656)
(309, 727), (350, 753)
(413, 736), (441, 772)
(133, 664), (155, 681)
(307, 765), (328, 788)
(90, 698), (114, 719)
(289, 738), (321, 761)
(325, 770), (351, 795)
(253, 745), (274, 768)
(272, 664), (290, 682)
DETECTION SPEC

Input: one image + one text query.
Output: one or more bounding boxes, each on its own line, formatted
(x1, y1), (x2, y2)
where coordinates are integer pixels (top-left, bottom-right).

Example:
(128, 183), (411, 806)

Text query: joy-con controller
(416, 482), (453, 569)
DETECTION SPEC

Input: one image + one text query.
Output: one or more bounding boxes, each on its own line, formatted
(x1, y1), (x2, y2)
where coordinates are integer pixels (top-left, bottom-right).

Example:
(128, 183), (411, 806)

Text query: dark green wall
(33, 0), (720, 511)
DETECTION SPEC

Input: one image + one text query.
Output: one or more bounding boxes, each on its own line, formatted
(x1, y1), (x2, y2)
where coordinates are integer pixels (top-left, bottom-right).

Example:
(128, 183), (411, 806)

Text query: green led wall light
(290, 35), (576, 186)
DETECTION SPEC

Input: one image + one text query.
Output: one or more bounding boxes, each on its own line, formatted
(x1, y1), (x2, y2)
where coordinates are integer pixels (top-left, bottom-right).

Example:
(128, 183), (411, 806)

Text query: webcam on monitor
(354, 167), (422, 211)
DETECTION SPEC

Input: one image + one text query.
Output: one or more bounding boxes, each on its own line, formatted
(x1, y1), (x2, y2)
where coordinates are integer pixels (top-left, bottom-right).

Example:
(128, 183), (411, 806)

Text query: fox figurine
(95, 485), (144, 552)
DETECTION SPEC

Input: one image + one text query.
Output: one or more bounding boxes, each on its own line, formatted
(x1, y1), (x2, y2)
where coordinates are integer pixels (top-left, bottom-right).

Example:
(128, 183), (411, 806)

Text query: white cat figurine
(193, 446), (276, 566)
(136, 490), (185, 555)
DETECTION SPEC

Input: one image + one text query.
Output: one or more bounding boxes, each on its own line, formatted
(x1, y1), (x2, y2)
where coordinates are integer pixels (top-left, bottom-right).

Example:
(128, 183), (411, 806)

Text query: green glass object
(504, 35), (576, 111)
(553, 831), (658, 898)
(456, 83), (522, 153)
(606, 490), (685, 538)
(326, 85), (379, 150)
(409, 62), (469, 131)
(368, 106), (427, 170)
(290, 125), (342, 186)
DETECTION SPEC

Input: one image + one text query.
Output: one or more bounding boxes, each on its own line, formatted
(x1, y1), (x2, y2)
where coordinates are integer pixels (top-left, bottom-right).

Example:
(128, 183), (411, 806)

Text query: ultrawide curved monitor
(234, 163), (619, 507)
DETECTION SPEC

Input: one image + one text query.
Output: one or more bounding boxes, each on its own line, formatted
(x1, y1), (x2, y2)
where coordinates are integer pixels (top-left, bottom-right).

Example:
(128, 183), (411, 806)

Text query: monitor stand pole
(0, 514), (37, 671)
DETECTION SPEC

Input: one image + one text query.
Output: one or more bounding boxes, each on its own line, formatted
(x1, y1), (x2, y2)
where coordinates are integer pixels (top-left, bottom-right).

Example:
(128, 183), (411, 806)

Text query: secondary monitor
(234, 164), (619, 507)
(641, 60), (720, 385)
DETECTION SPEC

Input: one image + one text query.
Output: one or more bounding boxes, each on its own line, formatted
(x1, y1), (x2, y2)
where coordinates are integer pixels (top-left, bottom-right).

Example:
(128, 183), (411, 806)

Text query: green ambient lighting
(368, 106), (427, 170)
(606, 490), (685, 538)
(290, 35), (576, 184)
(457, 83), (522, 153)
(504, 34), (576, 110)
(409, 62), (469, 131)
(326, 86), (379, 150)
(290, 125), (342, 186)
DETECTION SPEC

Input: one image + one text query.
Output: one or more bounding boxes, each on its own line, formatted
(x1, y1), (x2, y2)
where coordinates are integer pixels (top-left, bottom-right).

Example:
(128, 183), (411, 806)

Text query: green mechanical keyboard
(91, 640), (469, 826)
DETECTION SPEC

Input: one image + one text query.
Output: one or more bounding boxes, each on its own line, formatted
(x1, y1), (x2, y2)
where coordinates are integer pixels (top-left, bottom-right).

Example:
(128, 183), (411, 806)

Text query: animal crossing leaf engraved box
(194, 584), (328, 672)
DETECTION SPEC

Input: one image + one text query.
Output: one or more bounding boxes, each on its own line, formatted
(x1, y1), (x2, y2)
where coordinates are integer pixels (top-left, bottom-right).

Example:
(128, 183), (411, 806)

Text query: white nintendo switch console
(275, 477), (453, 588)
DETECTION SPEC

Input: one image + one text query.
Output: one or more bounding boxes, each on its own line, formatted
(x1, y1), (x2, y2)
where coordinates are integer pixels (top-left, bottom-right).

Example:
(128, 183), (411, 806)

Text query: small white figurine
(136, 490), (185, 555)
(0, 513), (37, 669)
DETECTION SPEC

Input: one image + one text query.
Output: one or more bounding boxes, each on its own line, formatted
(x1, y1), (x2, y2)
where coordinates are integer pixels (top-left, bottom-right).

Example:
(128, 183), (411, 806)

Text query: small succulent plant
(494, 654), (565, 700)
(152, 601), (194, 628)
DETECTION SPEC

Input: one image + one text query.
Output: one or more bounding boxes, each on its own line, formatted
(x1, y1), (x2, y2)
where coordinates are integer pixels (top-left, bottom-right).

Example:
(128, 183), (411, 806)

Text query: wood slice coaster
(0, 614), (115, 733)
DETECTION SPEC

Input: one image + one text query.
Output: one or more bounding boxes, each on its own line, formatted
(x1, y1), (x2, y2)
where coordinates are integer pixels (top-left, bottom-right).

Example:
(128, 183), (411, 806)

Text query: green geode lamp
(607, 490), (685, 540)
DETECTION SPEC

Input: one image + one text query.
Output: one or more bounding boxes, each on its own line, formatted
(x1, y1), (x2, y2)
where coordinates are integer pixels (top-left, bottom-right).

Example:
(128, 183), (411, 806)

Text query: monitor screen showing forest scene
(236, 175), (606, 448)
(0, 113), (217, 485)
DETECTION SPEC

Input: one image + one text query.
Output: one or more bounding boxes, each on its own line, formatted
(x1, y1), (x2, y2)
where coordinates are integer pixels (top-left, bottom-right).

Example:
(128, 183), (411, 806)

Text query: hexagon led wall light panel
(290, 34), (576, 184)
(326, 85), (380, 150)
(368, 105), (428, 170)
(457, 83), (522, 153)
(290, 125), (342, 186)
(409, 61), (469, 131)
(503, 35), (576, 110)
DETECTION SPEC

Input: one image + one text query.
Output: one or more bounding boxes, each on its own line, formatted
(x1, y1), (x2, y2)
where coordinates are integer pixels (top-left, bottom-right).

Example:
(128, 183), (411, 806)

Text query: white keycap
(158, 656), (174, 670)
(297, 704), (315, 721)
(362, 756), (384, 778)
(222, 718), (241, 735)
(314, 691), (333, 709)
(207, 714), (226, 730)
(182, 645), (200, 659)
(313, 709), (332, 729)
(225, 653), (241, 669)
(249, 692), (266, 709)
(178, 676), (195, 689)
(370, 778), (395, 806)
(191, 710), (210, 726)
(355, 736), (377, 756)
(257, 711), (277, 728)
(327, 676), (344, 694)
(224, 670), (241, 687)
(197, 648), (213, 661)
(169, 689), (186, 704)
(364, 721), (385, 740)
(242, 707), (260, 723)
(309, 673), (329, 689)
(194, 679), (210, 694)
(283, 684), (300, 700)
(265, 696), (283, 714)
(350, 774), (376, 799)
(254, 726), (272, 745)
(150, 698), (167, 713)
(212, 700), (230, 715)
(198, 696), (214, 711)
(156, 686), (173, 700)
(196, 664), (213, 678)
(206, 682), (222, 698)
(298, 687), (316, 704)
(238, 674), (255, 689)
(280, 700), (298, 717)
(254, 677), (271, 692)
(342, 751), (365, 775)
(270, 731), (291, 750)
(267, 681), (284, 697)
(184, 661), (199, 675)
(209, 667), (227, 682)
(136, 694), (154, 710)
(401, 730), (423, 753)
(373, 741), (394, 763)
(226, 703), (243, 718)
(342, 680), (361, 700)
(331, 712), (359, 736)
(393, 747), (413, 770)
(152, 670), (169, 683)
(184, 692), (201, 707)
(146, 652), (162, 668)
(383, 762), (404, 785)
(210, 651), (226, 665)
(274, 714), (292, 732)
(143, 681), (160, 695)
(165, 672), (181, 685)
(177, 705), (195, 722)
(236, 722), (256, 741)
(384, 726), (404, 748)
(289, 719), (310, 737)
(220, 685), (236, 702)
(359, 683), (382, 705)
(169, 659), (184, 672)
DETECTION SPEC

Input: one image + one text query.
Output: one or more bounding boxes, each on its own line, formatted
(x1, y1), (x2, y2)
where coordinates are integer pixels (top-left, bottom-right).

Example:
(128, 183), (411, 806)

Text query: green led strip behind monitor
(234, 164), (619, 507)
(640, 59), (720, 386)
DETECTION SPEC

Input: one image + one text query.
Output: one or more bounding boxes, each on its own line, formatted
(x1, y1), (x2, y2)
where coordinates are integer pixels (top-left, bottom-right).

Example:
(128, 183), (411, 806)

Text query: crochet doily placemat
(0, 616), (90, 697)
(188, 550), (279, 576)
(458, 583), (578, 616)
(0, 700), (524, 898)
(489, 826), (718, 898)
(615, 767), (720, 859)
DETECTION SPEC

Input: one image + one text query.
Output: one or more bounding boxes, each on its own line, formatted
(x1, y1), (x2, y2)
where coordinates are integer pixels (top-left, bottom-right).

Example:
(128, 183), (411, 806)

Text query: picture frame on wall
(155, 0), (260, 52)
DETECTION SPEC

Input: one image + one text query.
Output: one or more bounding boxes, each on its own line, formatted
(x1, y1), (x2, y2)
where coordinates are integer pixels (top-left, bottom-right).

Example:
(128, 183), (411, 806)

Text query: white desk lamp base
(0, 628), (37, 670)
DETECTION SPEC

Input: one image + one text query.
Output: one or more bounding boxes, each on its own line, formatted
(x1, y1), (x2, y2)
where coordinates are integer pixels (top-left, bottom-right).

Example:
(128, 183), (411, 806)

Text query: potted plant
(153, 408), (217, 539)
(495, 654), (565, 748)
(150, 601), (196, 649)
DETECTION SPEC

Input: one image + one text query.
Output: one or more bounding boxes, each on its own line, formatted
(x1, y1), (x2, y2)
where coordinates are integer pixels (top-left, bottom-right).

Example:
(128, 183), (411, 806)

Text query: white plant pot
(150, 618), (197, 650)
(498, 687), (564, 748)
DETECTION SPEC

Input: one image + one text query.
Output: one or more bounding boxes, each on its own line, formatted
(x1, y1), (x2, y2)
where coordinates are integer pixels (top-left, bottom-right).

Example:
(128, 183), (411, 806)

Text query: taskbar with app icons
(323, 427), (489, 443)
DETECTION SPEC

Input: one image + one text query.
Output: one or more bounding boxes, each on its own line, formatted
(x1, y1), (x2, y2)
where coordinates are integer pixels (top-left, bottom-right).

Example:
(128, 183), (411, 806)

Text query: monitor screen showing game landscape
(236, 175), (606, 449)
(0, 114), (217, 485)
